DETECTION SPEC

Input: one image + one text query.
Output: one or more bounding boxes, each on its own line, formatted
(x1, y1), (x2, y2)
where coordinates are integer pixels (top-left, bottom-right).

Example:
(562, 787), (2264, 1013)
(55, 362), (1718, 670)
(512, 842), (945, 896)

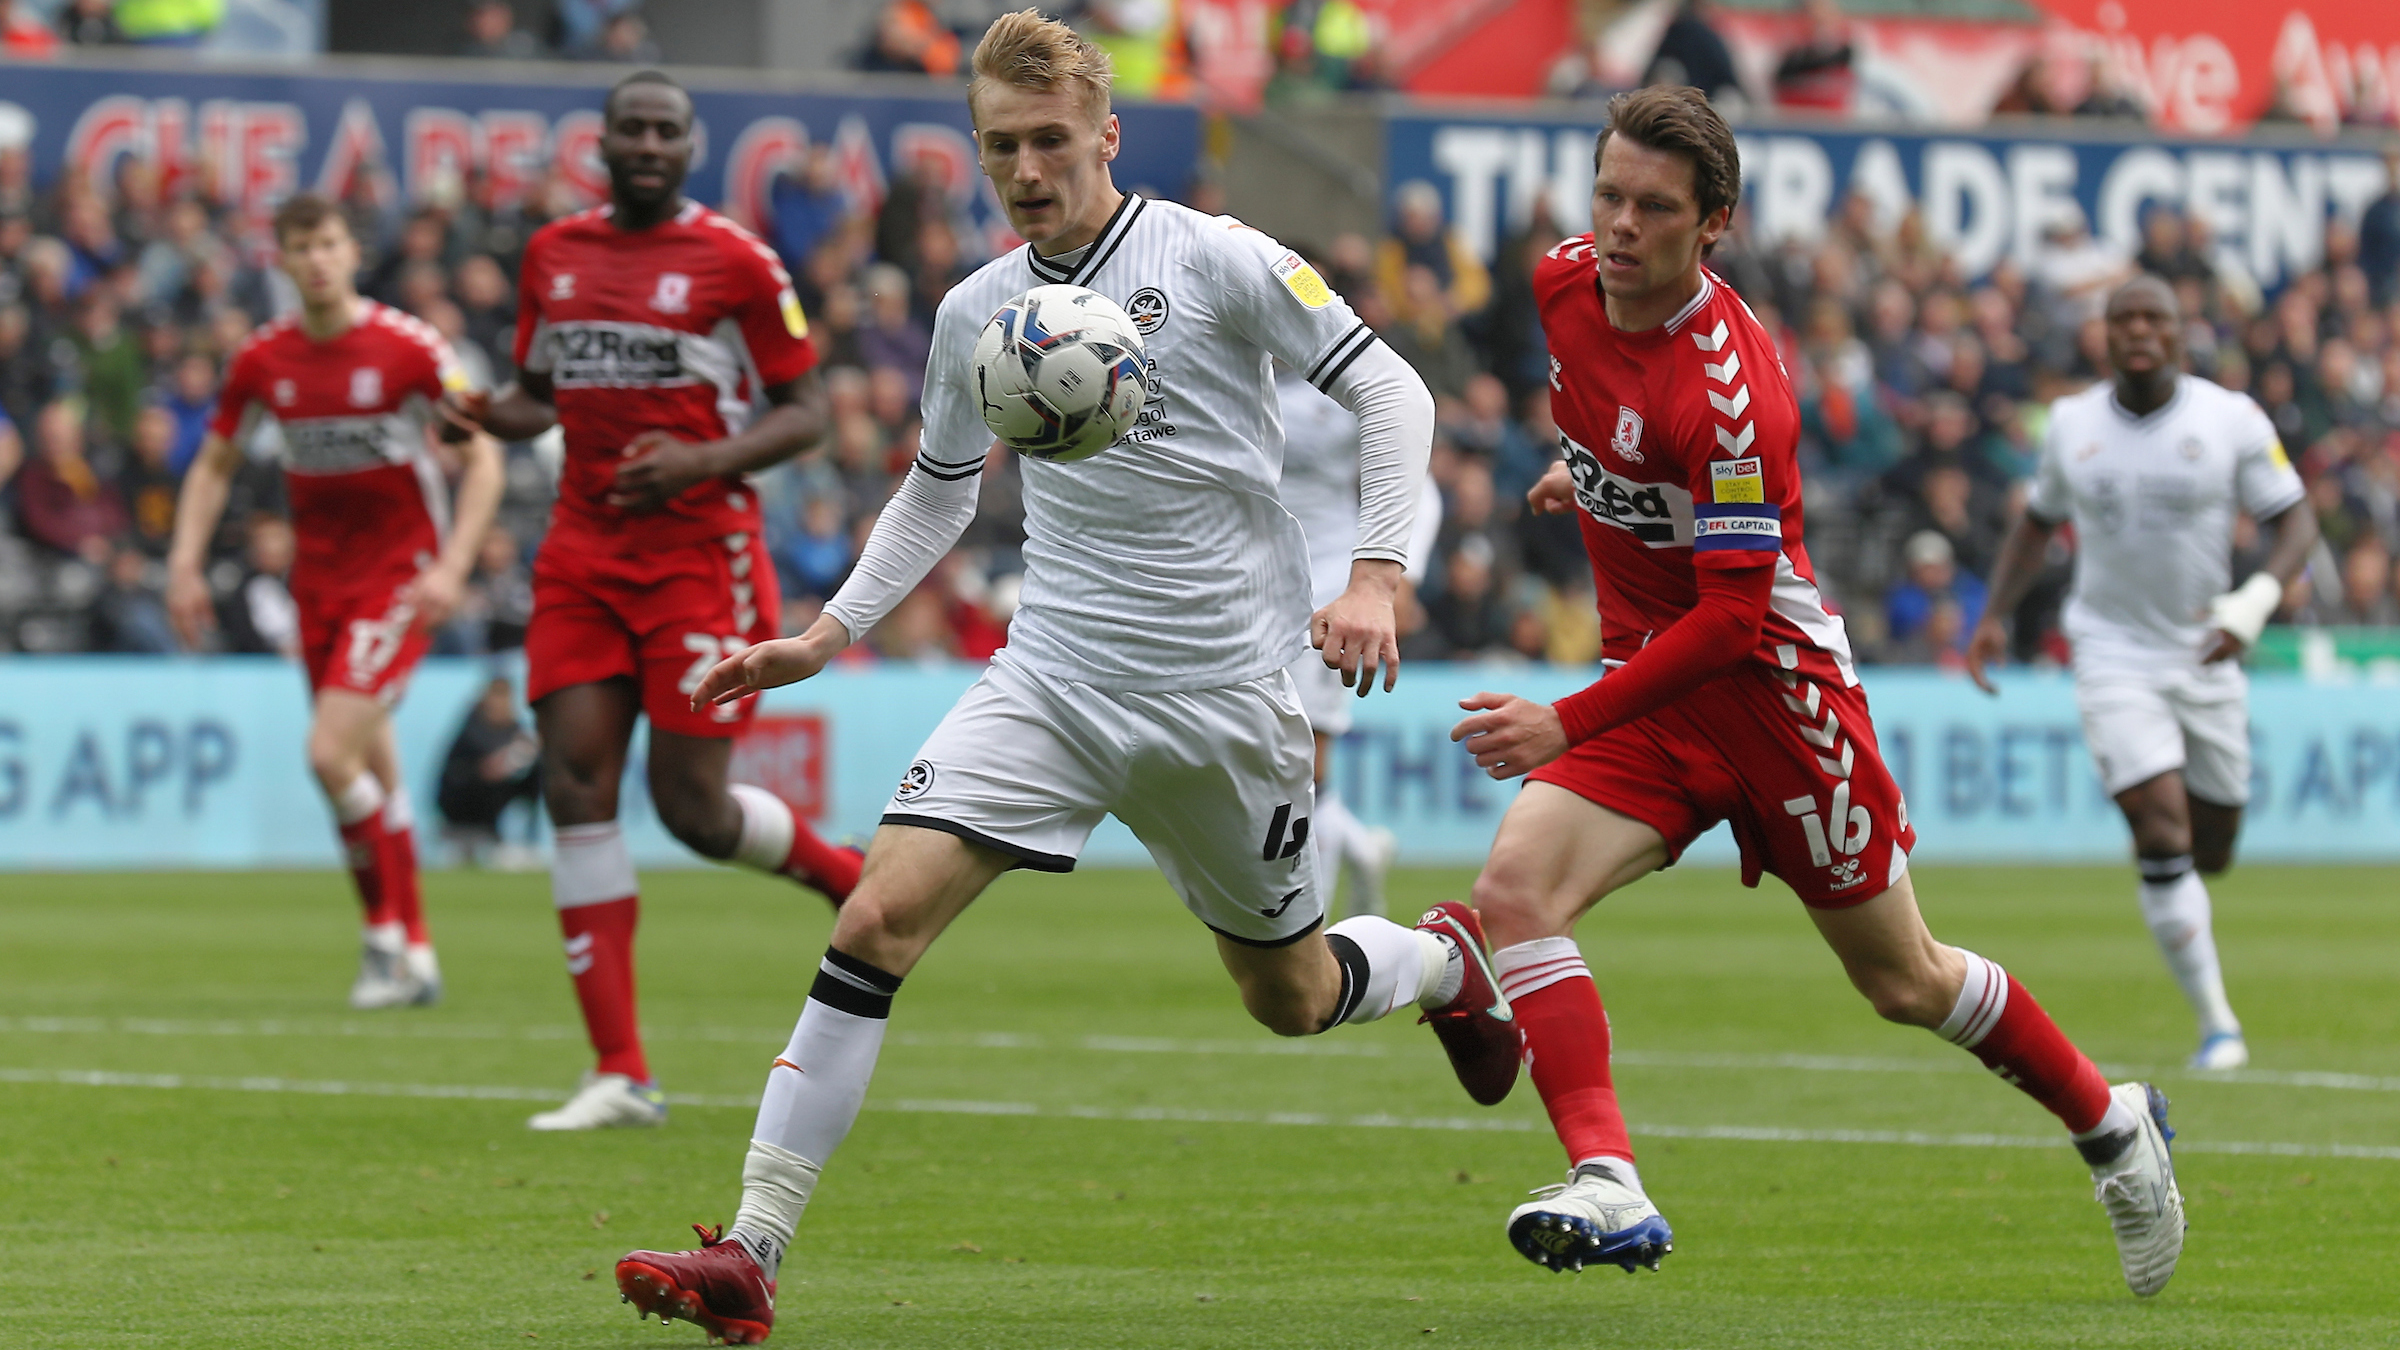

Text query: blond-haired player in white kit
(605, 13), (1519, 1342)
(1969, 274), (2319, 1070)
(1275, 364), (1443, 917)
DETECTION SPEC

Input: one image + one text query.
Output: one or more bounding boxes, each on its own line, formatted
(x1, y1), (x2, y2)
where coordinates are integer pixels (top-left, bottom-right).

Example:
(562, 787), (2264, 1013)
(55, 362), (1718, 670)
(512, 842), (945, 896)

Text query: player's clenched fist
(1312, 558), (1405, 696)
(1451, 691), (1569, 779)
(165, 562), (214, 650)
(1527, 461), (1577, 517)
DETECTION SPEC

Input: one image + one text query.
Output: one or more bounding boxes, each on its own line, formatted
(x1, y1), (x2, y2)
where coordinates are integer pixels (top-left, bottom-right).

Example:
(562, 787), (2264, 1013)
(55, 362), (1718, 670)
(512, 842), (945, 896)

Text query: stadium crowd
(2, 126), (2399, 665)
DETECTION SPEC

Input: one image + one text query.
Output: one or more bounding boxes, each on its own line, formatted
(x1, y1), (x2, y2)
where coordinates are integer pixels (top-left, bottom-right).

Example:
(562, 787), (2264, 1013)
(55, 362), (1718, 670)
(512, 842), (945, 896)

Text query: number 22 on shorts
(679, 633), (751, 722)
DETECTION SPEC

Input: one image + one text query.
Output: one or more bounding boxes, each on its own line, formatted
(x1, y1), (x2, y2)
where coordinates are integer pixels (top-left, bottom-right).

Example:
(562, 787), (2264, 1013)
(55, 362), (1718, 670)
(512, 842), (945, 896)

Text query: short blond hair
(969, 9), (1114, 128)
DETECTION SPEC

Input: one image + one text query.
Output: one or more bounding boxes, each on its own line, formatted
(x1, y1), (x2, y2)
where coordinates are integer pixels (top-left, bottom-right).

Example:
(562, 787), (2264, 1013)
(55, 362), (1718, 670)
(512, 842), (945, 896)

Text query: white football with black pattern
(971, 284), (1148, 464)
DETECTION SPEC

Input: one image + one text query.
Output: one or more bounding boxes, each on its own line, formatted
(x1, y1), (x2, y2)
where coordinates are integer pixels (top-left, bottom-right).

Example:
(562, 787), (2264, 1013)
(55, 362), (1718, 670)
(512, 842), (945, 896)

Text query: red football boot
(617, 1224), (775, 1345)
(1415, 902), (1522, 1106)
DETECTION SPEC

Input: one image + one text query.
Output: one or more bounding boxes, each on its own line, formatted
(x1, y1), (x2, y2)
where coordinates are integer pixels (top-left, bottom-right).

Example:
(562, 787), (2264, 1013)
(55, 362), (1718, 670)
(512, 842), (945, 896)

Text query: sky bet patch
(1272, 252), (1333, 309)
(1710, 456), (1764, 503)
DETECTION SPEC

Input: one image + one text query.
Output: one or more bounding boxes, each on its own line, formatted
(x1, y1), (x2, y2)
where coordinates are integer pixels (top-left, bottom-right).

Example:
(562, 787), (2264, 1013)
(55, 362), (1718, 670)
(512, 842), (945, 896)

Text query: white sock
(364, 919), (405, 951)
(1934, 949), (2007, 1048)
(2072, 1094), (2145, 1168)
(1493, 936), (1590, 1002)
(1572, 1155), (1643, 1193)
(333, 772), (384, 827)
(726, 1140), (820, 1282)
(1322, 916), (1449, 1024)
(1309, 783), (1353, 910)
(728, 784), (797, 873)
(2137, 857), (2240, 1039)
(551, 821), (634, 908)
(382, 785), (415, 833)
(732, 949), (901, 1272)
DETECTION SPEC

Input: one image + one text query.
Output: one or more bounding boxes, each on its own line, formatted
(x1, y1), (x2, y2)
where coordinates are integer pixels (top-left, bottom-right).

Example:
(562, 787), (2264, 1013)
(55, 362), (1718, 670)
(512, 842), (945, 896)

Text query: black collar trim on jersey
(2107, 376), (2186, 426)
(1026, 192), (1145, 288)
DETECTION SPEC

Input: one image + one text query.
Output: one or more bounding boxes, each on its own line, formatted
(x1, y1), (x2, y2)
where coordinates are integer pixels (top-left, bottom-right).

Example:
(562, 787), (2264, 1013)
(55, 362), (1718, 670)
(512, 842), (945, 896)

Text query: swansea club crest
(1125, 287), (1169, 336)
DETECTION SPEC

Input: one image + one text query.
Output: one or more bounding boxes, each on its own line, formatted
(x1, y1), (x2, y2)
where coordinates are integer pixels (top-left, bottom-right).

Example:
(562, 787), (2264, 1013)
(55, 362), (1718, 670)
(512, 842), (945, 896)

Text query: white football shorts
(2073, 660), (2251, 806)
(881, 652), (1323, 946)
(1286, 641), (1355, 739)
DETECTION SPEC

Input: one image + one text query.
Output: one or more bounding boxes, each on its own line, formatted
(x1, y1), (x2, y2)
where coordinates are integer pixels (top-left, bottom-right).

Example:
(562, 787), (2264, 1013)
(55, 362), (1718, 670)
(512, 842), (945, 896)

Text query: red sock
(784, 817), (861, 900)
(338, 814), (398, 928)
(1498, 938), (1633, 1167)
(382, 815), (428, 947)
(558, 897), (646, 1082)
(1941, 953), (2110, 1134)
(553, 821), (647, 1082)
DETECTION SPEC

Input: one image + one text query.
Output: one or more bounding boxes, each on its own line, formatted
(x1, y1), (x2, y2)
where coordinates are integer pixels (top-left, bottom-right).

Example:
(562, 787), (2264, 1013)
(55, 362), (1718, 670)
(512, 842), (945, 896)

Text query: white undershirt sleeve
(1321, 338), (1434, 567)
(820, 461), (984, 645)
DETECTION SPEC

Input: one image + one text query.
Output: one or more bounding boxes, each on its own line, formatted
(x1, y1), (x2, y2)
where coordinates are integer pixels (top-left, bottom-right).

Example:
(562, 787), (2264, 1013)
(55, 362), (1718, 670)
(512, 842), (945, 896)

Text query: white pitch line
(5, 1014), (2395, 1096)
(8, 1067), (2399, 1162)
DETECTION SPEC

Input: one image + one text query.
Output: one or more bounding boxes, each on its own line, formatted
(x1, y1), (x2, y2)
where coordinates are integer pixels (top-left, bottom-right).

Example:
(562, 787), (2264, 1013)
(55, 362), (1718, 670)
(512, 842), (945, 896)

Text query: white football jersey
(923, 195), (1380, 691)
(1274, 370), (1441, 607)
(2029, 376), (2304, 668)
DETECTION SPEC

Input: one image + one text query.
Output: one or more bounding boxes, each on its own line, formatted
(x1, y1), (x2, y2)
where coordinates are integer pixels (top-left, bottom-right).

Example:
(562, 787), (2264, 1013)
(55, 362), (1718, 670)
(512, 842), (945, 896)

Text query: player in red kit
(167, 193), (505, 1010)
(1430, 89), (2187, 1297)
(447, 71), (858, 1132)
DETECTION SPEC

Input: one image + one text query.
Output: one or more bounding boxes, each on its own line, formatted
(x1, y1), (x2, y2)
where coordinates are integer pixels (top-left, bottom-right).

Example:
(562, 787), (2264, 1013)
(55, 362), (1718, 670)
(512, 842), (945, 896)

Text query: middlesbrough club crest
(1612, 405), (1645, 463)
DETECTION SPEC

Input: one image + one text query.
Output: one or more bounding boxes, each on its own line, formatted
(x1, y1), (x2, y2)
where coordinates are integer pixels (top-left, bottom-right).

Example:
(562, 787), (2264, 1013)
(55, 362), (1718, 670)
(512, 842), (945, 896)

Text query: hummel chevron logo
(1703, 351), (1741, 384)
(1797, 709), (1841, 750)
(1690, 319), (1729, 352)
(1708, 386), (1750, 419)
(1715, 423), (1756, 455)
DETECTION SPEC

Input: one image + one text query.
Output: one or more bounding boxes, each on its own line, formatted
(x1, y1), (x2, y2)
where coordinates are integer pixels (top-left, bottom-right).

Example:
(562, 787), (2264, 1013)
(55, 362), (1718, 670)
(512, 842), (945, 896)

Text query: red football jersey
(514, 201), (818, 553)
(211, 301), (469, 597)
(1535, 237), (1857, 687)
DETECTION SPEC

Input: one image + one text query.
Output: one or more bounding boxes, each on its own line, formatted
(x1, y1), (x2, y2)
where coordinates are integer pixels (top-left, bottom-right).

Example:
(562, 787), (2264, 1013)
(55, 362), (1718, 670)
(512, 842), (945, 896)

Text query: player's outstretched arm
(1968, 512), (2061, 695)
(164, 433), (245, 650)
(610, 372), (830, 512)
(2201, 497), (2318, 663)
(404, 431), (506, 630)
(693, 613), (850, 708)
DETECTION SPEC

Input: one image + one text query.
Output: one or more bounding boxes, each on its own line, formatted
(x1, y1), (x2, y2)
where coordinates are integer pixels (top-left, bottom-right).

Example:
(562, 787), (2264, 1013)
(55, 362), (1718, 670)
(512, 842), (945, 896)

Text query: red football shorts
(526, 528), (780, 739)
(298, 577), (431, 705)
(1529, 665), (1918, 908)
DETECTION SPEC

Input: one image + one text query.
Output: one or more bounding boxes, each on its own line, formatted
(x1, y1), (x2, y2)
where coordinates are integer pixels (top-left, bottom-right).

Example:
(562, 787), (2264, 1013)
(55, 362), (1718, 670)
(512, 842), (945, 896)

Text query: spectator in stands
(0, 303), (46, 428)
(1772, 0), (1855, 114)
(777, 494), (854, 603)
(220, 512), (299, 657)
(858, 263), (931, 400)
(69, 292), (147, 443)
(577, 8), (659, 63)
(856, 0), (960, 76)
(2341, 535), (2398, 625)
(119, 404), (180, 556)
(95, 543), (175, 652)
(1886, 529), (1986, 658)
(53, 0), (120, 45)
(2363, 141), (2400, 310)
(158, 350), (215, 476)
(438, 675), (544, 865)
(1377, 180), (1488, 324)
(17, 400), (127, 562)
(1423, 532), (1508, 658)
(460, 0), (543, 59)
(0, 401), (18, 501)
(454, 255), (516, 373)
(1384, 264), (1479, 401)
(768, 147), (852, 281)
(1644, 0), (1744, 110)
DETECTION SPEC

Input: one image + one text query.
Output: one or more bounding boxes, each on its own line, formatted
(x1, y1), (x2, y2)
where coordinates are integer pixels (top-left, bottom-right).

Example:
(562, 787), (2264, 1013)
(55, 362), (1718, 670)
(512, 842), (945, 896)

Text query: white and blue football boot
(1507, 1160), (1673, 1274)
(2080, 1081), (2186, 1297)
(2189, 1031), (2247, 1070)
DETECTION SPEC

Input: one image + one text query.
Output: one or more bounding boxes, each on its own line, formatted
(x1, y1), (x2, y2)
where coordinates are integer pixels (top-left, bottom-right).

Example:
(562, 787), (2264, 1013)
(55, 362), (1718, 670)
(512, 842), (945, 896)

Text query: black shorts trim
(880, 813), (1077, 873)
(1202, 912), (1324, 949)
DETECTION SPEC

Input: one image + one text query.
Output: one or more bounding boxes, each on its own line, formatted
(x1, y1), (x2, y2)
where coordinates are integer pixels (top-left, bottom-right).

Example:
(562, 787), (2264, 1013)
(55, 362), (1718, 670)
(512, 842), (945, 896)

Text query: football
(971, 284), (1149, 463)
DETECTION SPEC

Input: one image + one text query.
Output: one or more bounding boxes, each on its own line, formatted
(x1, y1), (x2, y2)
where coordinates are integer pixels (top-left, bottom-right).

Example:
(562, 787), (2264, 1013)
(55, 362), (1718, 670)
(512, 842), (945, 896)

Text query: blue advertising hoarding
(1387, 110), (2386, 290)
(1, 659), (2393, 872)
(0, 61), (1200, 256)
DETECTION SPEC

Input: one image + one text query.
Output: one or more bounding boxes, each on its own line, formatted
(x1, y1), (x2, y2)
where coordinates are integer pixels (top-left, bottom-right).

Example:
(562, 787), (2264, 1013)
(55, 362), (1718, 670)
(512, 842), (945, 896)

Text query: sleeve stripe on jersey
(914, 455), (986, 482)
(1305, 321), (1373, 387)
(1311, 331), (1381, 394)
(1692, 502), (1782, 552)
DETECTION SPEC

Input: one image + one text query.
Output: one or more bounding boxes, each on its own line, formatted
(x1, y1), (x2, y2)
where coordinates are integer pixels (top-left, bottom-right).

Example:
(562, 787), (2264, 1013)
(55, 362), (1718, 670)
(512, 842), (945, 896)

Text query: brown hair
(969, 9), (1114, 128)
(1594, 86), (1741, 225)
(270, 192), (348, 247)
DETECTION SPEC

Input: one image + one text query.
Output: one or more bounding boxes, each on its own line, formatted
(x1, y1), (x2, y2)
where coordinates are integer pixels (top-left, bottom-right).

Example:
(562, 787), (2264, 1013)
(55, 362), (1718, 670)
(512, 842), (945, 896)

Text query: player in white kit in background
(1276, 366), (1443, 917)
(606, 15), (1517, 1343)
(1969, 275), (2318, 1071)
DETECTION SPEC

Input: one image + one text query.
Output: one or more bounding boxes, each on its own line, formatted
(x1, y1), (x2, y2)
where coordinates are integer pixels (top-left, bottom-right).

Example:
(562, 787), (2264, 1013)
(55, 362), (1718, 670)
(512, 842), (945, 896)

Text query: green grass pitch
(1, 862), (2394, 1348)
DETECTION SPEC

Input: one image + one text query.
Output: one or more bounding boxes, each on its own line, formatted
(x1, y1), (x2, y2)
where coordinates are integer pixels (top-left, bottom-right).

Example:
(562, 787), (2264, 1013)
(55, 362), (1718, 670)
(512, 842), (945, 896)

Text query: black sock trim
(2136, 854), (2194, 883)
(1324, 931), (1370, 1029)
(811, 947), (903, 1018)
(2074, 1125), (2138, 1168)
